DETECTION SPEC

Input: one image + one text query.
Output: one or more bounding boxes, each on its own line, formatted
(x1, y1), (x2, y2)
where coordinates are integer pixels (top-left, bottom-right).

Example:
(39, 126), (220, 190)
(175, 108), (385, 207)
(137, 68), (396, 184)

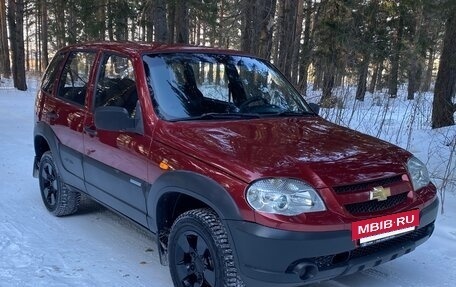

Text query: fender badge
(370, 186), (391, 201)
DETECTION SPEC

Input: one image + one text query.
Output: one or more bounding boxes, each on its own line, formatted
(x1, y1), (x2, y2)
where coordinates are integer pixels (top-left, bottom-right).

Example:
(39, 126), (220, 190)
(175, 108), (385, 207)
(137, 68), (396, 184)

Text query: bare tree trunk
(68, 0), (78, 43)
(276, 0), (295, 79)
(114, 0), (129, 41)
(0, 0), (11, 78)
(272, 0), (283, 64)
(376, 61), (384, 90)
(334, 66), (345, 87)
(140, 2), (147, 41)
(298, 0), (316, 95)
(407, 58), (423, 100)
(98, 0), (107, 40)
(54, 0), (66, 47)
(241, 0), (254, 53)
(144, 0), (153, 42)
(129, 3), (136, 40)
(7, 0), (27, 90)
(25, 8), (29, 71)
(167, 0), (175, 43)
(217, 0), (224, 48)
(34, 7), (39, 72)
(195, 19), (200, 45)
(432, 5), (456, 129)
(36, 0), (41, 72)
(174, 0), (188, 43)
(369, 62), (379, 93)
(256, 0), (277, 59)
(388, 12), (404, 98)
(41, 0), (49, 70)
(421, 47), (435, 92)
(356, 53), (370, 101)
(152, 0), (167, 42)
(316, 0), (347, 100)
(407, 4), (423, 100)
(241, 0), (277, 58)
(321, 61), (335, 106)
(290, 0), (304, 86)
(313, 58), (323, 91)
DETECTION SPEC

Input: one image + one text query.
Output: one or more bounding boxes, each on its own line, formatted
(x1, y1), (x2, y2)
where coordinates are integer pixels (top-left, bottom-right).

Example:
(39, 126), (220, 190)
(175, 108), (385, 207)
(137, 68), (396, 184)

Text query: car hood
(156, 117), (411, 188)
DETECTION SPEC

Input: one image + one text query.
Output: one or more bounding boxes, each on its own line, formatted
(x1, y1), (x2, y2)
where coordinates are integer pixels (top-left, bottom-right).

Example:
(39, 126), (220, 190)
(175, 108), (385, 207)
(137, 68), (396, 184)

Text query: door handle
(84, 126), (97, 137)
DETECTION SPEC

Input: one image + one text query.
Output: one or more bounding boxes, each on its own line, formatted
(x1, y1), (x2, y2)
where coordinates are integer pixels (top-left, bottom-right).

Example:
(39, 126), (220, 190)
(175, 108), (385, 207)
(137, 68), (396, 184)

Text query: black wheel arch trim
(147, 170), (244, 266)
(33, 122), (86, 192)
(146, 170), (244, 232)
(34, 122), (62, 171)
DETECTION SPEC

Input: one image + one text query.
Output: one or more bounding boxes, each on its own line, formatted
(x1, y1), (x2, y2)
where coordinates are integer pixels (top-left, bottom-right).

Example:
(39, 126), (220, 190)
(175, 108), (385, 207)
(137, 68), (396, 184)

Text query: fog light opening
(292, 262), (319, 281)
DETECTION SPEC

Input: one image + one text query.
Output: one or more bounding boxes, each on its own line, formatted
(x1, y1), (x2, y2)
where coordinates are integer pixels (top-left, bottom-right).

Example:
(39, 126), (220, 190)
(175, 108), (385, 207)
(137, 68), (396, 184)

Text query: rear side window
(57, 51), (96, 106)
(41, 53), (66, 93)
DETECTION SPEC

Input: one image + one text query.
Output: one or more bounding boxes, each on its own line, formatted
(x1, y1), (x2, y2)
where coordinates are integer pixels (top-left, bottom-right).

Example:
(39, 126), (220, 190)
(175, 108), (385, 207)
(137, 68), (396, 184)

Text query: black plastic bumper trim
(225, 197), (439, 287)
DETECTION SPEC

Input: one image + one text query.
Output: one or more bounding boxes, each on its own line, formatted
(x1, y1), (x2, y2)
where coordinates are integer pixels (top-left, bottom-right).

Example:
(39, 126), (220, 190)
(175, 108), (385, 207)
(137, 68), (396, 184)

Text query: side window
(57, 51), (96, 106)
(95, 54), (137, 117)
(41, 53), (66, 93)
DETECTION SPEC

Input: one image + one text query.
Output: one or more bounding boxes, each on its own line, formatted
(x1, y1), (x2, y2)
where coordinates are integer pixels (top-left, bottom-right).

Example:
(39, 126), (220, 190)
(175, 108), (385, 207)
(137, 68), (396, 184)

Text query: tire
(38, 151), (80, 216)
(168, 208), (245, 287)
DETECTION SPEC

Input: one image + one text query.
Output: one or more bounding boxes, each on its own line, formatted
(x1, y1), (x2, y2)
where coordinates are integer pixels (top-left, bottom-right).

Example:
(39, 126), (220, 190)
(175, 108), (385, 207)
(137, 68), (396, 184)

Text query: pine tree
(432, 2), (456, 128)
(7, 0), (27, 90)
(0, 0), (11, 78)
(315, 0), (352, 106)
(152, 0), (168, 42)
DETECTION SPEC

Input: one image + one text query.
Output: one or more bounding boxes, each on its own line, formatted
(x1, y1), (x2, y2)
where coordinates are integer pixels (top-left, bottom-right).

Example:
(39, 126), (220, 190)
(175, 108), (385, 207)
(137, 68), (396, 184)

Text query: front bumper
(225, 197), (438, 287)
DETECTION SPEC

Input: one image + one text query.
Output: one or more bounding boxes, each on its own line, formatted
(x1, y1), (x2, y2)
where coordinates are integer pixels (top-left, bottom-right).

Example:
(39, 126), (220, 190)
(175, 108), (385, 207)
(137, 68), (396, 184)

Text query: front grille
(311, 223), (433, 270)
(333, 175), (404, 194)
(345, 192), (408, 215)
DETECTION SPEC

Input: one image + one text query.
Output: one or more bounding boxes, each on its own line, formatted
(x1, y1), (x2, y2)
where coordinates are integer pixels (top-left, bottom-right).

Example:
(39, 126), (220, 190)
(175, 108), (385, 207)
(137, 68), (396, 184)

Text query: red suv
(33, 42), (438, 287)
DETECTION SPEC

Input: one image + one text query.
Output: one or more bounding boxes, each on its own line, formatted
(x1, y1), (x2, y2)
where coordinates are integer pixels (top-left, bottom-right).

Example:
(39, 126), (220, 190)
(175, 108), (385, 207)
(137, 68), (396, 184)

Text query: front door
(83, 53), (151, 226)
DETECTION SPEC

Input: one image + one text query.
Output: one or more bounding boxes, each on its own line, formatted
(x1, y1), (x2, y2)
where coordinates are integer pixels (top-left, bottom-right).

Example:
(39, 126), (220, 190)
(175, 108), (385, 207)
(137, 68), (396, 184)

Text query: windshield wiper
(170, 112), (261, 122)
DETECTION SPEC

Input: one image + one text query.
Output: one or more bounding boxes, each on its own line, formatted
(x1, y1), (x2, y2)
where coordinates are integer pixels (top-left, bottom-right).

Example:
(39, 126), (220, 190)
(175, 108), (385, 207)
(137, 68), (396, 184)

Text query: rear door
(40, 50), (97, 191)
(83, 53), (151, 226)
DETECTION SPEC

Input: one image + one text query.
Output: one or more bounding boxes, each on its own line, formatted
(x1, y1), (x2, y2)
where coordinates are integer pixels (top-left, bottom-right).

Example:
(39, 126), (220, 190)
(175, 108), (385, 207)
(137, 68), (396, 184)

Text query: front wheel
(38, 151), (80, 216)
(168, 208), (244, 287)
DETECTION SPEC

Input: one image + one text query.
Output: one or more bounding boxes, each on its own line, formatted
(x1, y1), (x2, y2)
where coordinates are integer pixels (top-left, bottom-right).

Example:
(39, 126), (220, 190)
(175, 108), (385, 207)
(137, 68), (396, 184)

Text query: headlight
(246, 178), (326, 216)
(407, 156), (430, 191)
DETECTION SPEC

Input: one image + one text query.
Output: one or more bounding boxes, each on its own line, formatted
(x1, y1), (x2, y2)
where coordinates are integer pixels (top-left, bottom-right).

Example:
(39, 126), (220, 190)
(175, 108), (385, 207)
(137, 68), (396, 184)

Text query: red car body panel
(155, 117), (410, 185)
(153, 117), (435, 232)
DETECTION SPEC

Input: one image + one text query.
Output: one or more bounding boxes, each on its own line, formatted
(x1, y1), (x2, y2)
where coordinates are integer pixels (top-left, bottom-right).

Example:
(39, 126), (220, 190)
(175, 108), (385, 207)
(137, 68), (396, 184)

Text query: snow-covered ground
(0, 79), (455, 287)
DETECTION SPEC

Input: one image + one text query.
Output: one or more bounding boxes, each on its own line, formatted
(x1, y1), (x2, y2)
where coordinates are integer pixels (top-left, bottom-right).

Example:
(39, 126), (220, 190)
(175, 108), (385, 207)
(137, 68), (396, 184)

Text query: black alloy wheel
(168, 209), (244, 287)
(38, 151), (80, 216)
(174, 230), (216, 286)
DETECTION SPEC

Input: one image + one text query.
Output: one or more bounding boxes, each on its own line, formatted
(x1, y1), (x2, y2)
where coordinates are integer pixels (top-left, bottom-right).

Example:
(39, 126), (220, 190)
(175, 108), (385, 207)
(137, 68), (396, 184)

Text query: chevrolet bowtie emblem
(370, 186), (391, 201)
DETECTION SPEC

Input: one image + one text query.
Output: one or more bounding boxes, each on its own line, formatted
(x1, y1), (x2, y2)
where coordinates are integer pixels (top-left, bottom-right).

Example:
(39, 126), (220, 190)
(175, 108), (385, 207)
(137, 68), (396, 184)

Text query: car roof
(57, 41), (254, 58)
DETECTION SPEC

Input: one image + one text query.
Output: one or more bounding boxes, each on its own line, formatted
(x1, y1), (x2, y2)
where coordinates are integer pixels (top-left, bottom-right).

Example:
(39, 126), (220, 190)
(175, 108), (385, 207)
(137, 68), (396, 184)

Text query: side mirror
(95, 106), (144, 134)
(308, 103), (320, 115)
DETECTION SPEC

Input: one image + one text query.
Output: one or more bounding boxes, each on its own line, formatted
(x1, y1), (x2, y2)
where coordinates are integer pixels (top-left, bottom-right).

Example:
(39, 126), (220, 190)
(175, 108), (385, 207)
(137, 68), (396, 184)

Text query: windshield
(143, 53), (313, 121)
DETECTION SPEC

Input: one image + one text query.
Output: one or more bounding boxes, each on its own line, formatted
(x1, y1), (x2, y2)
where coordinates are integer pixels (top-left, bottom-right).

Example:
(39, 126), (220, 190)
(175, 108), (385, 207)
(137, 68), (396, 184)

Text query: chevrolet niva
(33, 42), (438, 287)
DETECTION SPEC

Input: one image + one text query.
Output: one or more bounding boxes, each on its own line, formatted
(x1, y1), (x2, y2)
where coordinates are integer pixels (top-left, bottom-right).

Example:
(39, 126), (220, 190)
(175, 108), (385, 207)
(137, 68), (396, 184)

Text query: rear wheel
(38, 151), (80, 216)
(168, 208), (244, 287)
